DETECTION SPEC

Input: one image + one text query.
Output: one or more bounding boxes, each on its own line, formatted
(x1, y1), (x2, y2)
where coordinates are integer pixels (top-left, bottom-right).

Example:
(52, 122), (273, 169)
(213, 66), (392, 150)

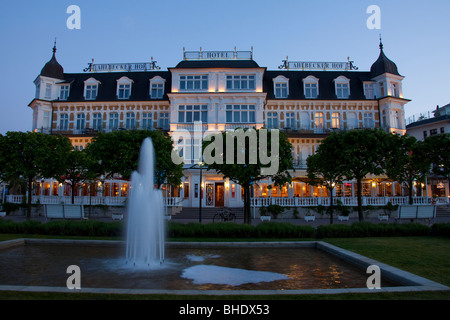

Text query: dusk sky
(1, 0), (449, 134)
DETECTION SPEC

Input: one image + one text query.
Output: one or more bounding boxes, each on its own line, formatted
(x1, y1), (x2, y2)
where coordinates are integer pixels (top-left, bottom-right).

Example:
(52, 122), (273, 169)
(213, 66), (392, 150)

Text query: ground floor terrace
(2, 173), (449, 208)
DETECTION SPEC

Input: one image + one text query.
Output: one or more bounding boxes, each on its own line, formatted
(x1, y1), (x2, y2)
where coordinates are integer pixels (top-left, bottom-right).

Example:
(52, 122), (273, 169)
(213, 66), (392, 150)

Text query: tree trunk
(329, 186), (334, 224)
(27, 177), (32, 220)
(408, 180), (414, 205)
(357, 178), (364, 221)
(243, 184), (251, 224)
(71, 181), (75, 204)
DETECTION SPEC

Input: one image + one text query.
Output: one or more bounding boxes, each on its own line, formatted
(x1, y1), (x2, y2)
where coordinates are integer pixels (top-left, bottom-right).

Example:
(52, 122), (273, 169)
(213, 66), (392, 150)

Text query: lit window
(226, 75), (255, 90)
(390, 82), (399, 97)
(314, 112), (324, 129)
(331, 112), (340, 128)
(226, 105), (256, 123)
(180, 75), (208, 90)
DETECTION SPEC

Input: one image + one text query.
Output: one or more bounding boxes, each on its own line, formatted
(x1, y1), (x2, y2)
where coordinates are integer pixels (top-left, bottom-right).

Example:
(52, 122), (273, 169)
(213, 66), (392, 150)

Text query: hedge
(0, 219), (449, 239)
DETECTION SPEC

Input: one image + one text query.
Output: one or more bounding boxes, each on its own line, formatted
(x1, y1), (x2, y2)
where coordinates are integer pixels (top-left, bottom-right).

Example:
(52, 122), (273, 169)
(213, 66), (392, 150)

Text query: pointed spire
(53, 38), (57, 55)
(379, 34), (383, 51)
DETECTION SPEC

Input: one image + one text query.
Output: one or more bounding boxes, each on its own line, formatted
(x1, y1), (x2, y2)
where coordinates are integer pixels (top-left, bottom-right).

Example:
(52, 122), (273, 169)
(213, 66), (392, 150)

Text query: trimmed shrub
(431, 223), (450, 237)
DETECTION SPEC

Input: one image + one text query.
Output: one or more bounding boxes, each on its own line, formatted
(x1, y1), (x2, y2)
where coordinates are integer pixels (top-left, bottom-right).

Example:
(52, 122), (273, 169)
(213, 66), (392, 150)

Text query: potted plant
(267, 204), (285, 219)
(304, 209), (316, 222)
(259, 206), (271, 221)
(336, 200), (350, 221)
(379, 201), (394, 221)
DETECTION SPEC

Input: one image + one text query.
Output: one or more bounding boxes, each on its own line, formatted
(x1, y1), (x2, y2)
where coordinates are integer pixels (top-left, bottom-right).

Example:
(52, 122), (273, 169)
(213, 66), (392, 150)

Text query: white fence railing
(5, 195), (183, 207)
(250, 196), (449, 207)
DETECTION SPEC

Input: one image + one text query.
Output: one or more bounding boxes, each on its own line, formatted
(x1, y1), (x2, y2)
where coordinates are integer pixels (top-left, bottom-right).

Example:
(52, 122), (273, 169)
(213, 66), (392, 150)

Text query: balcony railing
(250, 196), (449, 207)
(5, 195), (182, 207)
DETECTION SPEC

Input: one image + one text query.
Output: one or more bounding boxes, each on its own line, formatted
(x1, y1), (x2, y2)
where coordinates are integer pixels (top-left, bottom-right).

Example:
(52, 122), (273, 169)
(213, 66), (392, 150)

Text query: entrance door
(215, 183), (224, 207)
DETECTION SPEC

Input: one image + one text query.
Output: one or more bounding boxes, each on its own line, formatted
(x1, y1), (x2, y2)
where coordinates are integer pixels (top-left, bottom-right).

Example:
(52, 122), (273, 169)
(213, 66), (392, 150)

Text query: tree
(307, 132), (346, 224)
(385, 134), (432, 204)
(58, 149), (93, 204)
(0, 132), (72, 218)
(203, 128), (293, 224)
(86, 130), (183, 188)
(331, 129), (390, 221)
(423, 133), (450, 189)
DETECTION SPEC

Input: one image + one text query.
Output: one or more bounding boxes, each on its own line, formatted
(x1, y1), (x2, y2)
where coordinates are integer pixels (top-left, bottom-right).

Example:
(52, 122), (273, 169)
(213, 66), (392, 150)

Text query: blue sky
(0, 0), (449, 134)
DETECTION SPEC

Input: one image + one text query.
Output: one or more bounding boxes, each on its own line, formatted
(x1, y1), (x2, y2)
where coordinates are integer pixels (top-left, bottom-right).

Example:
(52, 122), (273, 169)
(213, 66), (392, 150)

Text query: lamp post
(198, 161), (204, 223)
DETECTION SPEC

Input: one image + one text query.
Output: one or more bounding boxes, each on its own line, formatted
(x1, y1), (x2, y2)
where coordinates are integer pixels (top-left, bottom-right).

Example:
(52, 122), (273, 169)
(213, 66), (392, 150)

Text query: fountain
(125, 138), (165, 268)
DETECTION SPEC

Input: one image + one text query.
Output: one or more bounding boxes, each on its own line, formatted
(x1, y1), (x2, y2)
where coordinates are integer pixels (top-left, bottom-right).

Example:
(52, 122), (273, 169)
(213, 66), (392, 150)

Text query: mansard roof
(264, 70), (372, 100)
(60, 71), (171, 102)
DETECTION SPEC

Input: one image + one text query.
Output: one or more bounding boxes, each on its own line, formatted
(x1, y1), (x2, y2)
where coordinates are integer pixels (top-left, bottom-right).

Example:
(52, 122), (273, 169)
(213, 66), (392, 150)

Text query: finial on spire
(379, 34), (383, 50)
(53, 38), (57, 54)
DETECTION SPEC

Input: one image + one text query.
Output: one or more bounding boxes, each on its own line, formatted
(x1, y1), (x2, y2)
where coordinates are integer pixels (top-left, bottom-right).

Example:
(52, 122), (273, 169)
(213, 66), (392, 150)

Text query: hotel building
(24, 41), (425, 209)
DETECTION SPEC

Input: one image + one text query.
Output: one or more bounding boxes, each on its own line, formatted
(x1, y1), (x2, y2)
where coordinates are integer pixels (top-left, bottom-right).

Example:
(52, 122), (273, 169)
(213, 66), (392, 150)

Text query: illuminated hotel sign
(279, 58), (359, 71)
(83, 58), (161, 72)
(183, 48), (253, 60)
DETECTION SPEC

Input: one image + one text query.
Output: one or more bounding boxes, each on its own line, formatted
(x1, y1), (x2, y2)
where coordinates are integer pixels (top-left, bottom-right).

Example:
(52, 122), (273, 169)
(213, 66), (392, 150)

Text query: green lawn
(0, 235), (449, 300)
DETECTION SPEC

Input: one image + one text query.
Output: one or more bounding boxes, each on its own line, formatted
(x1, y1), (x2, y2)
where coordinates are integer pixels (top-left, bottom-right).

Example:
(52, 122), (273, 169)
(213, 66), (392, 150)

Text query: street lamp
(198, 161), (204, 223)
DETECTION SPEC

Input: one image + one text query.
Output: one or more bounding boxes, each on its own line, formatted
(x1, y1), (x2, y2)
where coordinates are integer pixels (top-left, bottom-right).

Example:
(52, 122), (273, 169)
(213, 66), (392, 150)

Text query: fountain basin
(0, 239), (447, 295)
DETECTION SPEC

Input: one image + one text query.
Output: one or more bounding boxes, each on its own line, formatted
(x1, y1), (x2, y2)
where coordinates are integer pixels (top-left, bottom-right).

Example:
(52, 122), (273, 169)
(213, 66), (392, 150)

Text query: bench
(304, 215), (315, 222)
(45, 204), (86, 220)
(111, 214), (123, 221)
(396, 205), (436, 222)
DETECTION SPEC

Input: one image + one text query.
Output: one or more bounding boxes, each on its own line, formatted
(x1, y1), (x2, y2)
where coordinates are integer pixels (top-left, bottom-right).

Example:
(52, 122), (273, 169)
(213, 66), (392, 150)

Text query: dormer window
(117, 76), (133, 99)
(334, 76), (350, 99)
(84, 78), (100, 100)
(364, 82), (375, 99)
(118, 84), (131, 99)
(59, 85), (70, 100)
(303, 76), (319, 99)
(86, 85), (97, 100)
(273, 75), (289, 98)
(150, 76), (165, 99)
